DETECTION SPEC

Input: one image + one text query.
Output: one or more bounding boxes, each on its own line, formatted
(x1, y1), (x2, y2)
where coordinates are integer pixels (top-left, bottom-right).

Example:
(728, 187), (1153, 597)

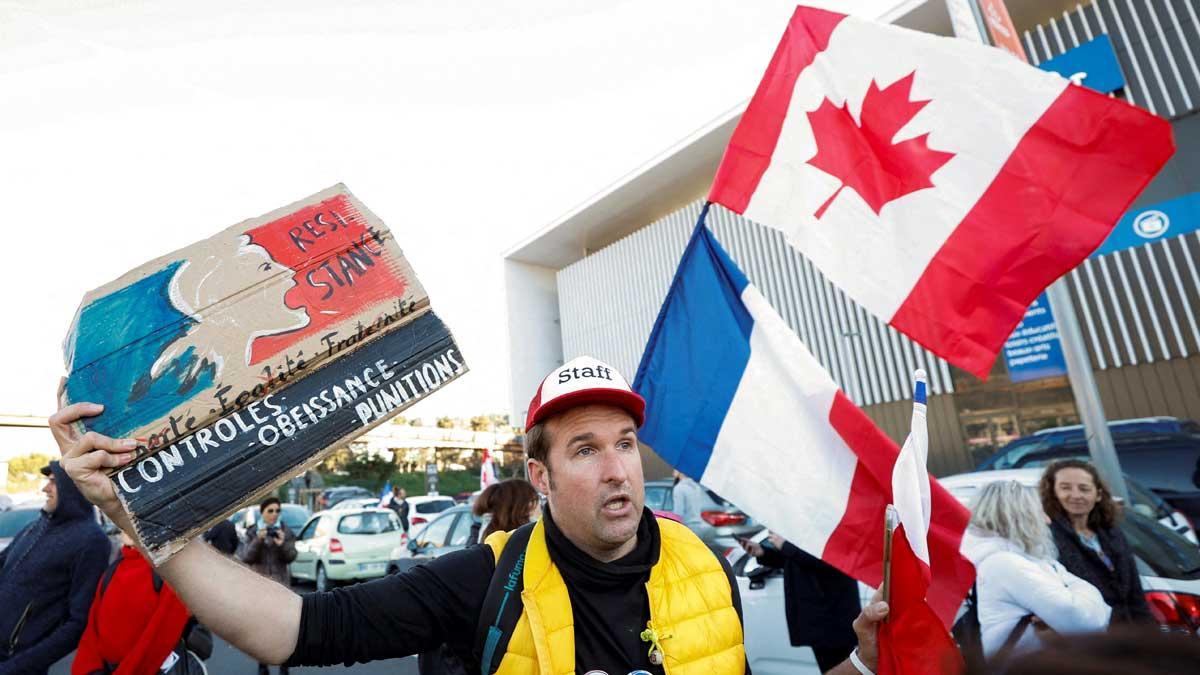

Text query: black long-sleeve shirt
(287, 509), (745, 674)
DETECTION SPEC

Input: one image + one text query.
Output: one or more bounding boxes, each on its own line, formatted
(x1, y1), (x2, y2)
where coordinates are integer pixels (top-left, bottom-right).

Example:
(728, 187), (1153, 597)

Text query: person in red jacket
(72, 532), (197, 675)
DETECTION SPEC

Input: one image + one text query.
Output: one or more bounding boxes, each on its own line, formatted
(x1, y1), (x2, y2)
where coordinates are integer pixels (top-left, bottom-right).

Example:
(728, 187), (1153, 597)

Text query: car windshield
(1121, 509), (1200, 579)
(280, 505), (310, 532)
(0, 509), (41, 538)
(338, 512), (396, 535)
(416, 500), (454, 514)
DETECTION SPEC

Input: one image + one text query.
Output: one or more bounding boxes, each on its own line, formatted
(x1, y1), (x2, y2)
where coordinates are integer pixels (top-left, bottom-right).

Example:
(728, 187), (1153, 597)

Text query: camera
(266, 526), (279, 538)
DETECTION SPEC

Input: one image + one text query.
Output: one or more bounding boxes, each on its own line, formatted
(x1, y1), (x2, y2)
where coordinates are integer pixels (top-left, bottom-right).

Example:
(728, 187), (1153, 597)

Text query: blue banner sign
(1003, 292), (1068, 383)
(1037, 34), (1126, 94)
(1093, 191), (1200, 258)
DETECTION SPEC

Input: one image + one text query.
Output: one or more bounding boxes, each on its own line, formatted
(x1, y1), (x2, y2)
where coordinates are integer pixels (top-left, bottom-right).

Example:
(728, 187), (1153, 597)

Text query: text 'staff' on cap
(525, 356), (646, 432)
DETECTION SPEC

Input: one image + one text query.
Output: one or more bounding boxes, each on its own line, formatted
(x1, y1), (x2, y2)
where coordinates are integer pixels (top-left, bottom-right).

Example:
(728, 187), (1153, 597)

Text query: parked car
(940, 469), (1200, 635)
(320, 486), (375, 509)
(405, 495), (457, 528)
(330, 496), (383, 511)
(0, 503), (44, 554)
(231, 502), (311, 542)
(290, 508), (405, 591)
(387, 505), (476, 575)
(977, 422), (1200, 528)
(643, 479), (758, 555)
(724, 530), (824, 675)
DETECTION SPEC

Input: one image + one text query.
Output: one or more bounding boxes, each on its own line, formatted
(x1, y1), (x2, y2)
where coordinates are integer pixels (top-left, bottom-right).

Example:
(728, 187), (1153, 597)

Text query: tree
(6, 452), (55, 492)
(436, 416), (455, 429)
(409, 418), (424, 427)
(469, 416), (492, 432)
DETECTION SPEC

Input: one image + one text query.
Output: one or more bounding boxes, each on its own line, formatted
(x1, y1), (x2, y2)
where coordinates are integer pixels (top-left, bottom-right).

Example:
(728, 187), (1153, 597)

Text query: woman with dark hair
(472, 479), (541, 543)
(1039, 459), (1153, 624)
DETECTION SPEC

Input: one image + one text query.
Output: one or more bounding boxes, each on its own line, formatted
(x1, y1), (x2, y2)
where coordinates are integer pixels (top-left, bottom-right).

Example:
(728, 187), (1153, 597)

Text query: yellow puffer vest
(483, 517), (745, 675)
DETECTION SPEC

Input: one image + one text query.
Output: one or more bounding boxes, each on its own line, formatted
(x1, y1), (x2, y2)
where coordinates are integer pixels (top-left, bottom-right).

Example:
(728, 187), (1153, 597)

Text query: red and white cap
(525, 356), (646, 432)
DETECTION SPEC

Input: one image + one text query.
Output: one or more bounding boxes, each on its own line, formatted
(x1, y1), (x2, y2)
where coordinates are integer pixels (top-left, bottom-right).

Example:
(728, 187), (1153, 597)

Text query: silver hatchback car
(643, 479), (758, 555)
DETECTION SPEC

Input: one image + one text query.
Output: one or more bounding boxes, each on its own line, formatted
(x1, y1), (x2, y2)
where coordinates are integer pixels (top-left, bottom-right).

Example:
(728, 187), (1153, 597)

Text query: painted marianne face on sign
(65, 231), (310, 438)
(64, 192), (409, 440)
(155, 235), (308, 381)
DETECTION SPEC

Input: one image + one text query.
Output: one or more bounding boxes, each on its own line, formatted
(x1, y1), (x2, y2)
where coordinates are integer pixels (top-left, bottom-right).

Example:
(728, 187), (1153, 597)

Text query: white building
(504, 0), (1200, 477)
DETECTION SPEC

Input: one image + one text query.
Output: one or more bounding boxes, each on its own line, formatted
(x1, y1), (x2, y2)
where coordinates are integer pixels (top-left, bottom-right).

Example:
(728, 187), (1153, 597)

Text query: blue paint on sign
(1093, 192), (1200, 258)
(1003, 293), (1068, 383)
(1037, 34), (1126, 94)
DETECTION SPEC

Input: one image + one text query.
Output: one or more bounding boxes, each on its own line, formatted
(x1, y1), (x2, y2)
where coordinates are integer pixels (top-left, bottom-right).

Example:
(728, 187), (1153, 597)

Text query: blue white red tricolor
(633, 221), (973, 636)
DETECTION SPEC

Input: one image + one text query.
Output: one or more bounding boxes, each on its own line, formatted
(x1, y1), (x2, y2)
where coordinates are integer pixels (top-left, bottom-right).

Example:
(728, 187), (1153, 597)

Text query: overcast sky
(0, 0), (904, 427)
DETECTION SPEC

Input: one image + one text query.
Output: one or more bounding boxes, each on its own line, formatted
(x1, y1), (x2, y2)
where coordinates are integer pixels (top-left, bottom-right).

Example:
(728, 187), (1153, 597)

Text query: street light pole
(944, 0), (1130, 501)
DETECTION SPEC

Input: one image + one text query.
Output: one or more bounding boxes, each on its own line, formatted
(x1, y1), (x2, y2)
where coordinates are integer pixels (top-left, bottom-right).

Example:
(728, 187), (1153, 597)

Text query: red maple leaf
(806, 72), (954, 219)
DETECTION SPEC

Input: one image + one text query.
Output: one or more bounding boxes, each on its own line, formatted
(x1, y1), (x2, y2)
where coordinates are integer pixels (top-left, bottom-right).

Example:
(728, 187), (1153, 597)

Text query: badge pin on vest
(639, 623), (672, 666)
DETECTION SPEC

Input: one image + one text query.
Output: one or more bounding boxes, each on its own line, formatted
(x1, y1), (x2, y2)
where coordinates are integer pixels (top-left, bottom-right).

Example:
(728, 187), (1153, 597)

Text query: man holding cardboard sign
(54, 357), (890, 675)
(58, 185), (465, 564)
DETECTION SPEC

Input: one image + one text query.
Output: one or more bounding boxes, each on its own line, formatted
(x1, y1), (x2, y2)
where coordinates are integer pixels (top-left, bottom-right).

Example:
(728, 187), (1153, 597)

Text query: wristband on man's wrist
(849, 648), (876, 675)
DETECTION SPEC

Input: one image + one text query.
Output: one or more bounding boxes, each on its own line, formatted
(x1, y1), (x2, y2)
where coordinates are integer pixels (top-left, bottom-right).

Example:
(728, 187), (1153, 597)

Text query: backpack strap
(99, 559), (121, 597)
(992, 614), (1036, 664)
(101, 558), (165, 596)
(474, 522), (536, 675)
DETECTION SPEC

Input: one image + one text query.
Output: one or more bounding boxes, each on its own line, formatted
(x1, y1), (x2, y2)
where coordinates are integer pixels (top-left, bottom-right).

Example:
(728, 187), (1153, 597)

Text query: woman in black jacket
(1039, 459), (1153, 625)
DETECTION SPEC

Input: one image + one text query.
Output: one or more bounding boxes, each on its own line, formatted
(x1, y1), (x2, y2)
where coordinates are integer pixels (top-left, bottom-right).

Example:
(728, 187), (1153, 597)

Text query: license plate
(359, 562), (386, 572)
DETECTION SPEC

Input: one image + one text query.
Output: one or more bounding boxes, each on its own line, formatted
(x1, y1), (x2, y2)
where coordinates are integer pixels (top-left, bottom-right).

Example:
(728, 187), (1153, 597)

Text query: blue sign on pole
(1036, 34), (1126, 94)
(1093, 191), (1200, 258)
(1003, 292), (1068, 383)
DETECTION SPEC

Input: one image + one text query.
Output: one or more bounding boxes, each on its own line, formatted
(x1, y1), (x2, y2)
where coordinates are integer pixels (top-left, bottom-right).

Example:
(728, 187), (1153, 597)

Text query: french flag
(633, 217), (974, 630)
(708, 5), (1174, 378)
(878, 371), (964, 674)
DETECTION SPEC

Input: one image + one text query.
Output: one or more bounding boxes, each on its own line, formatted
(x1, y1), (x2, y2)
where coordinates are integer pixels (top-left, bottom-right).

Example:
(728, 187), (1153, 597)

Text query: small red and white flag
(480, 448), (497, 490)
(879, 371), (964, 674)
(709, 5), (1174, 378)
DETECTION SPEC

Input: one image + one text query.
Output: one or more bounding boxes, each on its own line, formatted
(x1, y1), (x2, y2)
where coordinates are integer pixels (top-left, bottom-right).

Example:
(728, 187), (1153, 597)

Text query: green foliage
(5, 453), (55, 492)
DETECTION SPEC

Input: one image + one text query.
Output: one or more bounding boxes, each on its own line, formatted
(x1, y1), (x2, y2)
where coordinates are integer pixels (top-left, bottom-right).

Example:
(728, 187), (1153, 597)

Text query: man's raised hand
(50, 398), (137, 527)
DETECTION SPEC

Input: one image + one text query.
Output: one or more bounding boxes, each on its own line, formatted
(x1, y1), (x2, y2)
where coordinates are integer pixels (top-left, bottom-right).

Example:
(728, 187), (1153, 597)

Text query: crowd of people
(0, 357), (1198, 675)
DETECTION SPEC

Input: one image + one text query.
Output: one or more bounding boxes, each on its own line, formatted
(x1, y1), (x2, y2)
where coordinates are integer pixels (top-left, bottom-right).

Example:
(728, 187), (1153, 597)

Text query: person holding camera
(237, 497), (297, 675)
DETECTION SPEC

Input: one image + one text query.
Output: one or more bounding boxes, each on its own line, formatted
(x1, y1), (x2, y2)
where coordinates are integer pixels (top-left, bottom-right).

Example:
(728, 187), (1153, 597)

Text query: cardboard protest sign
(60, 185), (467, 561)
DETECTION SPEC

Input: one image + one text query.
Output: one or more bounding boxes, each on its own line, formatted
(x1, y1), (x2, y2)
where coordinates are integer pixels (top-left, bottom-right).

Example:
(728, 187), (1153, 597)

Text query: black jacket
(1049, 517), (1153, 624)
(0, 462), (111, 674)
(756, 541), (860, 648)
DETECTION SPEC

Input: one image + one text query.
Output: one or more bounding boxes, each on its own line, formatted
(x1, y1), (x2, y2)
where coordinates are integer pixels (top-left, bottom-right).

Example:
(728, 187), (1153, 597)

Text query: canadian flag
(709, 5), (1174, 378)
(480, 448), (497, 490)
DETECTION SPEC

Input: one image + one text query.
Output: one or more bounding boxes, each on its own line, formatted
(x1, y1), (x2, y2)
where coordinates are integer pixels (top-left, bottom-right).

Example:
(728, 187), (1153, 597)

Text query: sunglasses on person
(263, 507), (280, 514)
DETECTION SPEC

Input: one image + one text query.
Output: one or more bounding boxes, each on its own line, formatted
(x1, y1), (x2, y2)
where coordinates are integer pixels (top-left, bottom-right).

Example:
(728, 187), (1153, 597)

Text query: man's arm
(161, 538), (303, 663)
(51, 402), (302, 665)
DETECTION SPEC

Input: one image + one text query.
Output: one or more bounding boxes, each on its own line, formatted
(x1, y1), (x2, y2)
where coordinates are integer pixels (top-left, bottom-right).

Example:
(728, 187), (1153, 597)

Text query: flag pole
(881, 504), (897, 610)
(945, 0), (1130, 502)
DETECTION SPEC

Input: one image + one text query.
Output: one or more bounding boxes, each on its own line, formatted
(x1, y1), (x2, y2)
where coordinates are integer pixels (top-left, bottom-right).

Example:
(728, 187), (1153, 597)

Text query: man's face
(42, 474), (59, 513)
(399, 488), (407, 499)
(261, 503), (281, 526)
(527, 404), (644, 562)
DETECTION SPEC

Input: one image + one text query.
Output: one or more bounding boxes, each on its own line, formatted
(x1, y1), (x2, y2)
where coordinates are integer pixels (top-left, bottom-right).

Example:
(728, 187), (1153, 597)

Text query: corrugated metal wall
(557, 200), (956, 409)
(1025, 2), (1200, 373)
(555, 0), (1200, 478)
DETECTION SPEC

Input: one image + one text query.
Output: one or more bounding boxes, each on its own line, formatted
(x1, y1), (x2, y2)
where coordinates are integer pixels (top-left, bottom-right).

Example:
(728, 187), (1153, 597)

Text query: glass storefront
(950, 358), (1079, 468)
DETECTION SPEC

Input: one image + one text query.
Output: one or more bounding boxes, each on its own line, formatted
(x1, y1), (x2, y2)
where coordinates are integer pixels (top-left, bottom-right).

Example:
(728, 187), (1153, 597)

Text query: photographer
(237, 497), (297, 675)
